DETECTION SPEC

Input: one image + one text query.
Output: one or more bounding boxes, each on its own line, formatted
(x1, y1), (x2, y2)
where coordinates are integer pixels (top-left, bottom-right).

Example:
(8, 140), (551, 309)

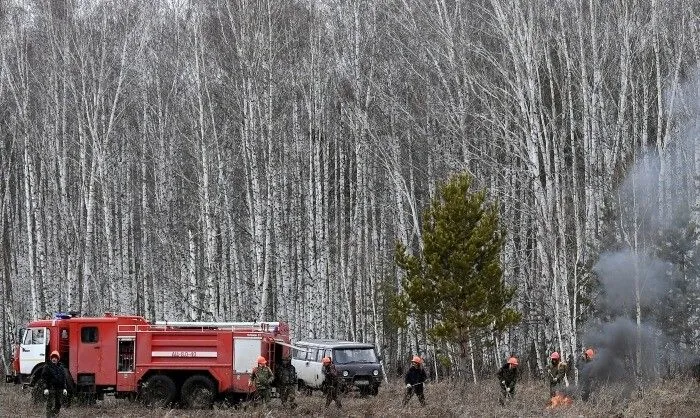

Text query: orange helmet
(550, 352), (560, 360)
(322, 357), (332, 365)
(585, 348), (594, 359)
(257, 356), (267, 364)
(507, 357), (519, 366)
(49, 350), (60, 360)
(411, 355), (423, 364)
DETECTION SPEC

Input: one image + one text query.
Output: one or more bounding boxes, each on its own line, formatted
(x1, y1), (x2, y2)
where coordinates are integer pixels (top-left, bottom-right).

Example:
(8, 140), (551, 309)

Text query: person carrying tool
(275, 354), (297, 408)
(579, 348), (595, 401)
(403, 355), (427, 406)
(322, 357), (342, 408)
(249, 356), (274, 405)
(41, 350), (68, 418)
(548, 351), (568, 397)
(496, 356), (519, 405)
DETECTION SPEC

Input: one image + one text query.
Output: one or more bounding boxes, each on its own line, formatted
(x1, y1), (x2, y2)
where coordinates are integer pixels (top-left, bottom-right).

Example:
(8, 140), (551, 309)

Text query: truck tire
(181, 375), (215, 409)
(140, 375), (177, 408)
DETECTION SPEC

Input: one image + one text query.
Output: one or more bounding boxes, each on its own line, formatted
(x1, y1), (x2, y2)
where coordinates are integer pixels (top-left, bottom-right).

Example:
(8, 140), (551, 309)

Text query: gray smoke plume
(581, 68), (700, 393)
(593, 250), (670, 317)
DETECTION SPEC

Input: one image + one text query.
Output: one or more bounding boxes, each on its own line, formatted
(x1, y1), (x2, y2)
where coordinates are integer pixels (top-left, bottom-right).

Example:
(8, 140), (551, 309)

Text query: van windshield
(333, 348), (377, 364)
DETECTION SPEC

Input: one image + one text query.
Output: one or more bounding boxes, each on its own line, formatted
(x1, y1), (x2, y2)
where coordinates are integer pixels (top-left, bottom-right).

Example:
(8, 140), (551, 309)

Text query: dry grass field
(1, 379), (699, 418)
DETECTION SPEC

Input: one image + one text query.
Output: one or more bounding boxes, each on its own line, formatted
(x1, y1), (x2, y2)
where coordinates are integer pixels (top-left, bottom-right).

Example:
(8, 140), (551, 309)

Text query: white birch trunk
(187, 228), (198, 320)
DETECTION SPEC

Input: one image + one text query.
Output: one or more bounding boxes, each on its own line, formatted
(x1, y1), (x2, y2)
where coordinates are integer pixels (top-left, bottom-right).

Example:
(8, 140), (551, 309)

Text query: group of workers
(495, 348), (598, 405)
(40, 348), (601, 415)
(248, 354), (343, 409)
(247, 353), (429, 409)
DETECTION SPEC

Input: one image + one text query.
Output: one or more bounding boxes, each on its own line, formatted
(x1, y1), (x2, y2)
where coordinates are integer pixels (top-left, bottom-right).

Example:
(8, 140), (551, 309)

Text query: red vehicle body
(6, 313), (292, 408)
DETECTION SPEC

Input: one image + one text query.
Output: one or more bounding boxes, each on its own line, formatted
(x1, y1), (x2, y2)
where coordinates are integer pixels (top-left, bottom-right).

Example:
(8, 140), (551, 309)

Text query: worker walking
(497, 356), (519, 405)
(402, 355), (427, 406)
(322, 357), (342, 408)
(42, 350), (68, 418)
(249, 356), (274, 406)
(548, 352), (568, 397)
(275, 355), (297, 408)
(579, 348), (595, 401)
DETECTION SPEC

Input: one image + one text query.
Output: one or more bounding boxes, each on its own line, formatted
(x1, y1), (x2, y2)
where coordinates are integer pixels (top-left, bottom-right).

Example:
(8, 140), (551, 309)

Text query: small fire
(547, 393), (573, 409)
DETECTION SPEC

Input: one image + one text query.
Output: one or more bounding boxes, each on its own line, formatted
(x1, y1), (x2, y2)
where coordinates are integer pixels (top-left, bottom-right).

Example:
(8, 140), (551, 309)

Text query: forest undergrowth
(1, 379), (699, 417)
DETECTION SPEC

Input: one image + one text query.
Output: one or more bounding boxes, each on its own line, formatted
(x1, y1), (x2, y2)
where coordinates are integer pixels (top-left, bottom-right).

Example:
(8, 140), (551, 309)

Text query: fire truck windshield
(333, 348), (378, 364)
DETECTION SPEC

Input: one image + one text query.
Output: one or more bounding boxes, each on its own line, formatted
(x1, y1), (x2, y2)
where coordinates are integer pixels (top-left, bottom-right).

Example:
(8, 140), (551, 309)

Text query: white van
(292, 339), (383, 396)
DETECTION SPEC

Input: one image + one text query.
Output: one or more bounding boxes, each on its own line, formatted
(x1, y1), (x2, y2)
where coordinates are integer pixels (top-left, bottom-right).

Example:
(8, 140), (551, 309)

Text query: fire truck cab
(6, 313), (291, 408)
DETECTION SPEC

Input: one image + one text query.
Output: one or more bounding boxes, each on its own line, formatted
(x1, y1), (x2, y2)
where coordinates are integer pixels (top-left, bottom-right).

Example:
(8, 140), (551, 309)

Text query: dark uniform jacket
(405, 365), (427, 386)
(497, 363), (518, 389)
(322, 364), (340, 386)
(41, 362), (67, 391)
(276, 363), (297, 386)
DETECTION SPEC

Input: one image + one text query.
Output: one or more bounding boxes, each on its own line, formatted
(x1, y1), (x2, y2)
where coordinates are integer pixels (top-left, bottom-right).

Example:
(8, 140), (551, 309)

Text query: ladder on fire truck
(155, 321), (280, 330)
(118, 321), (282, 333)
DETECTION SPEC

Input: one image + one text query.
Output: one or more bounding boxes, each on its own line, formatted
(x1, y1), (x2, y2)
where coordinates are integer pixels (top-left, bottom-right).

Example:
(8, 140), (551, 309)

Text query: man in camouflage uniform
(496, 356), (519, 405)
(578, 348), (595, 401)
(275, 355), (297, 408)
(42, 351), (68, 418)
(249, 356), (274, 405)
(322, 357), (342, 408)
(403, 356), (427, 406)
(548, 351), (568, 397)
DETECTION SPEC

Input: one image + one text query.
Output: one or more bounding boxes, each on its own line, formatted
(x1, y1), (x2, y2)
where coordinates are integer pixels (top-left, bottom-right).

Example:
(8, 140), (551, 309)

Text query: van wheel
(181, 375), (215, 409)
(140, 375), (177, 408)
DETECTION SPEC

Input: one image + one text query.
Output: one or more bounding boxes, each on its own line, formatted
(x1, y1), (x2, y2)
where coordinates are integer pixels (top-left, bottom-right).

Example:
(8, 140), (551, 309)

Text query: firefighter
(497, 356), (519, 405)
(548, 351), (568, 397)
(579, 348), (595, 401)
(249, 355), (274, 405)
(402, 355), (427, 406)
(41, 351), (68, 418)
(321, 357), (342, 408)
(275, 354), (297, 408)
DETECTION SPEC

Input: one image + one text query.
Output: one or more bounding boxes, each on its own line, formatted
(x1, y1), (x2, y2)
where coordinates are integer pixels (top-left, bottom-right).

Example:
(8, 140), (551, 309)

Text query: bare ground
(1, 379), (699, 418)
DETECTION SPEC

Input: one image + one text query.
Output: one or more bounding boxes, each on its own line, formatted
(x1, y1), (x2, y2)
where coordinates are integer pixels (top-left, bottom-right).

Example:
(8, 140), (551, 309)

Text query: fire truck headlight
(373, 370), (379, 376)
(342, 370), (349, 377)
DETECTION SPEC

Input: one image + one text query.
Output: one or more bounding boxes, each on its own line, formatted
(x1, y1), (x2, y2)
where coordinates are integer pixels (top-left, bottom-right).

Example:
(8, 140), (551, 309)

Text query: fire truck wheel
(181, 375), (215, 409)
(140, 375), (177, 408)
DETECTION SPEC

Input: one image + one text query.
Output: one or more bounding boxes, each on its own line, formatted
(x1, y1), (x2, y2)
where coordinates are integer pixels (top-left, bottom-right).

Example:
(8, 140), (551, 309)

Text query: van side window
(81, 327), (99, 343)
(308, 348), (317, 361)
(293, 347), (306, 360)
(316, 349), (325, 362)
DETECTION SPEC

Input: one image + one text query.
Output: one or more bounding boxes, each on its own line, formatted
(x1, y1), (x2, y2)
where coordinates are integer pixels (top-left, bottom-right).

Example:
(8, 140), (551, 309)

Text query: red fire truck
(5, 312), (292, 408)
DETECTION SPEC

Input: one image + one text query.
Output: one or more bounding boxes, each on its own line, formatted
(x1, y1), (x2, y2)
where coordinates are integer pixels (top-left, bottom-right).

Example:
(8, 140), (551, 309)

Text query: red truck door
(73, 323), (118, 386)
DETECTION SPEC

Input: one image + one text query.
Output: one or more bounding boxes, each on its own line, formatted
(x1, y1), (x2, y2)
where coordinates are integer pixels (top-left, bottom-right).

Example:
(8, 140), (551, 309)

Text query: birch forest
(1, 0), (700, 380)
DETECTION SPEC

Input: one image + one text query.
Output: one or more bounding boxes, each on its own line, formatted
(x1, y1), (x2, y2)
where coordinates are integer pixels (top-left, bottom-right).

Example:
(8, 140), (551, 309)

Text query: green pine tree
(392, 173), (520, 350)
